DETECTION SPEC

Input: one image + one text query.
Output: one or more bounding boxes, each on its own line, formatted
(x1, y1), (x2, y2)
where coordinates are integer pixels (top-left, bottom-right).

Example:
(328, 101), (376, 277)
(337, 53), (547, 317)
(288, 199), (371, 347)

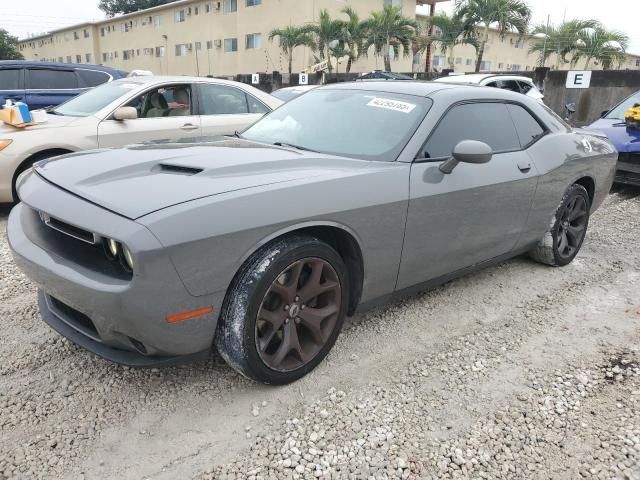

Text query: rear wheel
(530, 184), (590, 266)
(215, 235), (348, 384)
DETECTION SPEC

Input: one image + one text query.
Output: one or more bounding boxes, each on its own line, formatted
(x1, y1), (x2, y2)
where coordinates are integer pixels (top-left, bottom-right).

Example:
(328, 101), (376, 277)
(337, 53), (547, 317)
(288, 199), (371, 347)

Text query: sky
(2, 0), (639, 55)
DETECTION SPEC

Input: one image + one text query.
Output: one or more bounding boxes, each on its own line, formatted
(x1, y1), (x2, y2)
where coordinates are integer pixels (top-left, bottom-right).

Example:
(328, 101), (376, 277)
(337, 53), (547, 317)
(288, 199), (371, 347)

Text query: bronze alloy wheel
(555, 194), (588, 261)
(255, 257), (342, 372)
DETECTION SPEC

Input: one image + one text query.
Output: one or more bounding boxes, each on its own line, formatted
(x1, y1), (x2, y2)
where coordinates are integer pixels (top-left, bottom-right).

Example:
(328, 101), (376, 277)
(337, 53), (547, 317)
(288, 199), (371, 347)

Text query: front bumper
(616, 153), (640, 186)
(8, 174), (226, 366)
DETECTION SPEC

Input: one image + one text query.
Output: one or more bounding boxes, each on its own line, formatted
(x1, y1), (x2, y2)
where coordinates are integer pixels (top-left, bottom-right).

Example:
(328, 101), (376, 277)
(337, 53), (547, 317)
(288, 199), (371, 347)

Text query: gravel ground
(1, 187), (639, 480)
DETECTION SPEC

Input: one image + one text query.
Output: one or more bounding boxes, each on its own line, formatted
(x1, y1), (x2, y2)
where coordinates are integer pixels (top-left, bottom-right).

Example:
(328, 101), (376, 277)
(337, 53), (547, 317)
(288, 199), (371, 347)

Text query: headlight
(122, 245), (134, 271)
(0, 139), (12, 151)
(106, 238), (119, 258)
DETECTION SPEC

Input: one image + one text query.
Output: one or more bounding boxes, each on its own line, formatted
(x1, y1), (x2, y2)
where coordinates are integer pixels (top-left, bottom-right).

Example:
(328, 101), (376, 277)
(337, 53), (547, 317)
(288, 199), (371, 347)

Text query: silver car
(8, 81), (617, 384)
(0, 76), (282, 203)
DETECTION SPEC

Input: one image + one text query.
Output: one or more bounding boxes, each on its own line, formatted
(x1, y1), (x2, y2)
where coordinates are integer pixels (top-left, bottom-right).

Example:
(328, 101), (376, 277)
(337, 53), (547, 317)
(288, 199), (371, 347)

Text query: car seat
(169, 87), (191, 116)
(146, 92), (169, 117)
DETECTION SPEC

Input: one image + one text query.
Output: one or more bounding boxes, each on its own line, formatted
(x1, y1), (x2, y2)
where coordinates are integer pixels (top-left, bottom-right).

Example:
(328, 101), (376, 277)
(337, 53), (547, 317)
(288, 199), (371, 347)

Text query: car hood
(0, 113), (80, 135)
(34, 138), (368, 219)
(587, 118), (640, 153)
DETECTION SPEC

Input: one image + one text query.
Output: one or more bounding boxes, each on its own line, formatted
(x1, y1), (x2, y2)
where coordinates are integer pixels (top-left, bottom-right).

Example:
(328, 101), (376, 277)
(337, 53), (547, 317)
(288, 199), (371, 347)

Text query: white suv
(433, 74), (544, 102)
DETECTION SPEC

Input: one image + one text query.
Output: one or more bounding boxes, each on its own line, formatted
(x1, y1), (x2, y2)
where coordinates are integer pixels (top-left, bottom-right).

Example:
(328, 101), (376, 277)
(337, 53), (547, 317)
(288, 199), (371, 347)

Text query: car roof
(109, 75), (262, 87)
(0, 60), (125, 74)
(434, 73), (534, 84)
(274, 85), (318, 92)
(317, 80), (466, 97)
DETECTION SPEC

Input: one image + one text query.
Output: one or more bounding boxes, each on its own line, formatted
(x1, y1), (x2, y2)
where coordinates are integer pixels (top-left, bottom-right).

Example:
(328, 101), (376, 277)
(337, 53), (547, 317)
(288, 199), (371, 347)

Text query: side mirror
(113, 106), (138, 121)
(439, 140), (493, 174)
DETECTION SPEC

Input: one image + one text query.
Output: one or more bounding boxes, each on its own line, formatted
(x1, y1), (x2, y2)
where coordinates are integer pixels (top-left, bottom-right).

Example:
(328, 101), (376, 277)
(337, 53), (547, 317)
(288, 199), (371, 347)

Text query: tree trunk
(584, 58), (591, 70)
(384, 41), (392, 71)
(289, 51), (293, 75)
(474, 27), (489, 73)
(346, 56), (352, 73)
(448, 45), (455, 70)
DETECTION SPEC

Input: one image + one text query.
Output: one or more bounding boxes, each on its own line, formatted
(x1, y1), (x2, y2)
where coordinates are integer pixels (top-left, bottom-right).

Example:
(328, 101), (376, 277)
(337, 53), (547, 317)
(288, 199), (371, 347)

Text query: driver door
(97, 83), (202, 148)
(396, 101), (540, 290)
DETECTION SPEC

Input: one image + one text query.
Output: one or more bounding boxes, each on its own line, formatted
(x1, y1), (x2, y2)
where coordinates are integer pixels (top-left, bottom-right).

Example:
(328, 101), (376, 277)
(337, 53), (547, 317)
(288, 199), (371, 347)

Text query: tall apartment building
(18, 0), (424, 76)
(17, 0), (639, 76)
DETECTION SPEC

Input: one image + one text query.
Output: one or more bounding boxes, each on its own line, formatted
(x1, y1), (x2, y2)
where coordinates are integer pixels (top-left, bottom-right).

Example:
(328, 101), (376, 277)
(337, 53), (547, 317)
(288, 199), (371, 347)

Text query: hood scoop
(155, 164), (203, 176)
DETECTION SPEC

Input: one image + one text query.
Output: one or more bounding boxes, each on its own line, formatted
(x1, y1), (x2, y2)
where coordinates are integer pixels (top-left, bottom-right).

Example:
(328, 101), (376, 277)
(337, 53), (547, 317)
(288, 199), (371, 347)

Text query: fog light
(122, 246), (134, 271)
(106, 238), (119, 258)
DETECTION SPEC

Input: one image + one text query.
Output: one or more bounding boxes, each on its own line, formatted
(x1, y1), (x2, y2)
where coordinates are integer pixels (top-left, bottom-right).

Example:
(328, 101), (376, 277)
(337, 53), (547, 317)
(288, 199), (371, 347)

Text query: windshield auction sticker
(367, 98), (416, 113)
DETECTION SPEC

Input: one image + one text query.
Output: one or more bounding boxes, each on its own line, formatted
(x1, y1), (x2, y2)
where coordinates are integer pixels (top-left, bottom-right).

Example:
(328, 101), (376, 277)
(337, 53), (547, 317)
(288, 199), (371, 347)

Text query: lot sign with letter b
(566, 71), (592, 89)
(299, 73), (308, 85)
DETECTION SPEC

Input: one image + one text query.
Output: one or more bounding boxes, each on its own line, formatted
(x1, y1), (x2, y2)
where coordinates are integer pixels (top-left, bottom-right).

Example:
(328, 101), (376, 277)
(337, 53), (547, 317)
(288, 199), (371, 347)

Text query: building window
(155, 46), (165, 57)
(205, 2), (212, 13)
(246, 33), (262, 49)
(143, 47), (154, 55)
(466, 58), (472, 66)
(479, 61), (491, 71)
(224, 38), (238, 52)
(636, 59), (639, 67)
(154, 15), (162, 26)
(123, 50), (133, 60)
(66, 55), (72, 63)
(512, 64), (521, 71)
(195, 41), (202, 51)
(175, 44), (188, 56)
(76, 54), (82, 63)
(432, 55), (446, 67)
(73, 31), (79, 40)
(246, 0), (262, 5)
(206, 40), (213, 49)
(383, 0), (402, 6)
(84, 29), (90, 38)
(175, 9), (186, 22)
(100, 27), (105, 37)
(194, 6), (199, 14)
(498, 62), (504, 69)
(224, 0), (237, 13)
(85, 53), (92, 62)
(102, 52), (108, 62)
(121, 23), (130, 32)
(455, 57), (462, 65)
(58, 57), (63, 62)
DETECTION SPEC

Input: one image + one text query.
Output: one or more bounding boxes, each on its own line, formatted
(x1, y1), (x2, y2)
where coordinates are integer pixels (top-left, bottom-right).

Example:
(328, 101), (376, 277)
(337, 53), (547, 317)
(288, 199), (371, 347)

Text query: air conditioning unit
(214, 39), (222, 48)
(187, 7), (192, 15)
(214, 2), (221, 10)
(187, 43), (193, 50)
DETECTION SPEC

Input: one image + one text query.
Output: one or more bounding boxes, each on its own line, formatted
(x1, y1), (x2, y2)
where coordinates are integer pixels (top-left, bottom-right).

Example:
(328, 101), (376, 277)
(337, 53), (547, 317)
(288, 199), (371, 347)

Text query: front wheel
(530, 184), (590, 267)
(215, 235), (349, 384)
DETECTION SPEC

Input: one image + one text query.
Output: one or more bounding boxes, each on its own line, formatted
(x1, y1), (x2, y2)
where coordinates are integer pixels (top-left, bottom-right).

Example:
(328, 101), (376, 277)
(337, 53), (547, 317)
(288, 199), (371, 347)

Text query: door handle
(517, 160), (532, 173)
(180, 123), (198, 131)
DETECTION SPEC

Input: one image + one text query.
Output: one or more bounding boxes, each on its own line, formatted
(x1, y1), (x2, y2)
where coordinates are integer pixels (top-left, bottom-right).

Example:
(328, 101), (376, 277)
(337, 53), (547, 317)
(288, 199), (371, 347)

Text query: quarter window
(506, 104), (545, 147)
(77, 70), (110, 87)
(422, 103), (520, 159)
(28, 69), (77, 90)
(0, 69), (22, 90)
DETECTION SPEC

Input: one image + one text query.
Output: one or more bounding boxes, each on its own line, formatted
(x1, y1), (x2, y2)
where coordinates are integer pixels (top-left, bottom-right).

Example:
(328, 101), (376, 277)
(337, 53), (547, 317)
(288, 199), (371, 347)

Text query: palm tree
(269, 25), (316, 75)
(411, 30), (433, 72)
(310, 10), (348, 73)
(428, 13), (477, 70)
(341, 7), (368, 73)
(528, 19), (598, 69)
(455, 0), (531, 73)
(363, 5), (417, 72)
(573, 24), (629, 70)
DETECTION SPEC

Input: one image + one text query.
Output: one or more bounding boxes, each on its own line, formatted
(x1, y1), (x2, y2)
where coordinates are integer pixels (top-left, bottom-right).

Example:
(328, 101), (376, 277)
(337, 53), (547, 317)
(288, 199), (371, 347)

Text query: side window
(485, 81), (498, 88)
(517, 80), (533, 94)
(126, 84), (192, 118)
(199, 84), (249, 115)
(28, 69), (78, 89)
(77, 70), (111, 88)
(506, 104), (545, 147)
(497, 80), (521, 92)
(422, 103), (520, 159)
(247, 94), (269, 114)
(0, 69), (22, 89)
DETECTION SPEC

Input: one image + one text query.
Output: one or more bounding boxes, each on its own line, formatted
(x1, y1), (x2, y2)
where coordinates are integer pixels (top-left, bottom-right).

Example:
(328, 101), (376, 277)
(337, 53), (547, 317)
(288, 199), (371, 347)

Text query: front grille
(48, 295), (101, 341)
(40, 213), (97, 244)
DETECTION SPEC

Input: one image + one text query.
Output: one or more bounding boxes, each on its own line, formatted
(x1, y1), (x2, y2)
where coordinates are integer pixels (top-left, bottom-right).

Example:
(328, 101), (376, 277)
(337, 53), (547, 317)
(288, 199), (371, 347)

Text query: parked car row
(6, 76), (619, 385)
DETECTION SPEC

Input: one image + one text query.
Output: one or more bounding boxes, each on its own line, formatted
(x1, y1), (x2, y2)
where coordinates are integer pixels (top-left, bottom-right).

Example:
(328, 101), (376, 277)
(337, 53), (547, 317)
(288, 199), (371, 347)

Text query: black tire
(530, 184), (591, 267)
(215, 234), (349, 385)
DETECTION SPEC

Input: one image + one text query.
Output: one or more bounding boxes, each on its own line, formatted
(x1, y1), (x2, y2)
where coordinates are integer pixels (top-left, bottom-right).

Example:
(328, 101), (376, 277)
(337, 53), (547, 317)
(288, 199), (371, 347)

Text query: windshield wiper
(273, 141), (317, 153)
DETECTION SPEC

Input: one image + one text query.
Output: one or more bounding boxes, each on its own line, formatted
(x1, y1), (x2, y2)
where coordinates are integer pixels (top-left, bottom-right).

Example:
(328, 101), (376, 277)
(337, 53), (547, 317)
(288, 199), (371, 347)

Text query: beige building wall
(18, 0), (416, 76)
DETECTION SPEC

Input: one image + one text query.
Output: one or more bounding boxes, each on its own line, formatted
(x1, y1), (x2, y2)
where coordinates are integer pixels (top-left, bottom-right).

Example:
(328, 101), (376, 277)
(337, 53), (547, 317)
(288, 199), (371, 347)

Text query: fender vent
(157, 164), (203, 175)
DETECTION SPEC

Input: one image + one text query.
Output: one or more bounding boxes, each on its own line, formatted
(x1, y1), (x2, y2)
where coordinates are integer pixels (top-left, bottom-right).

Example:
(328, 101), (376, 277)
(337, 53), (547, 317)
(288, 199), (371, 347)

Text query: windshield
(606, 92), (640, 120)
(242, 89), (431, 161)
(53, 81), (141, 117)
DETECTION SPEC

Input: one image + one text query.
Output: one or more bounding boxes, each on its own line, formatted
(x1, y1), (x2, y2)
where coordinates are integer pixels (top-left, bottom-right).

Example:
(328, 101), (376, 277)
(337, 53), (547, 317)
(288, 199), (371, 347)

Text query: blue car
(0, 61), (127, 110)
(588, 91), (640, 187)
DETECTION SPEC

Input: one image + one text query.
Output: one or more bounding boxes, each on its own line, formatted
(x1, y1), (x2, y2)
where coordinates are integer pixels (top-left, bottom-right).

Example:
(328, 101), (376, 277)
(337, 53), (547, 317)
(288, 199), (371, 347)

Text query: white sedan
(433, 74), (544, 102)
(0, 76), (282, 202)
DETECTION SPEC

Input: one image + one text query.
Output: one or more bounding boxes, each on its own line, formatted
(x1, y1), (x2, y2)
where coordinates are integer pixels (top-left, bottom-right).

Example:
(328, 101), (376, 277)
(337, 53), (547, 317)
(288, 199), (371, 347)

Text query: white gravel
(0, 187), (639, 480)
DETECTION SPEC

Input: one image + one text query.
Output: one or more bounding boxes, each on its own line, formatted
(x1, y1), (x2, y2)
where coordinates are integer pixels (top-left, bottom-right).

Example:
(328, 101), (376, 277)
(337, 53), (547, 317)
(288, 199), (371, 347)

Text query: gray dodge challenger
(8, 81), (617, 384)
